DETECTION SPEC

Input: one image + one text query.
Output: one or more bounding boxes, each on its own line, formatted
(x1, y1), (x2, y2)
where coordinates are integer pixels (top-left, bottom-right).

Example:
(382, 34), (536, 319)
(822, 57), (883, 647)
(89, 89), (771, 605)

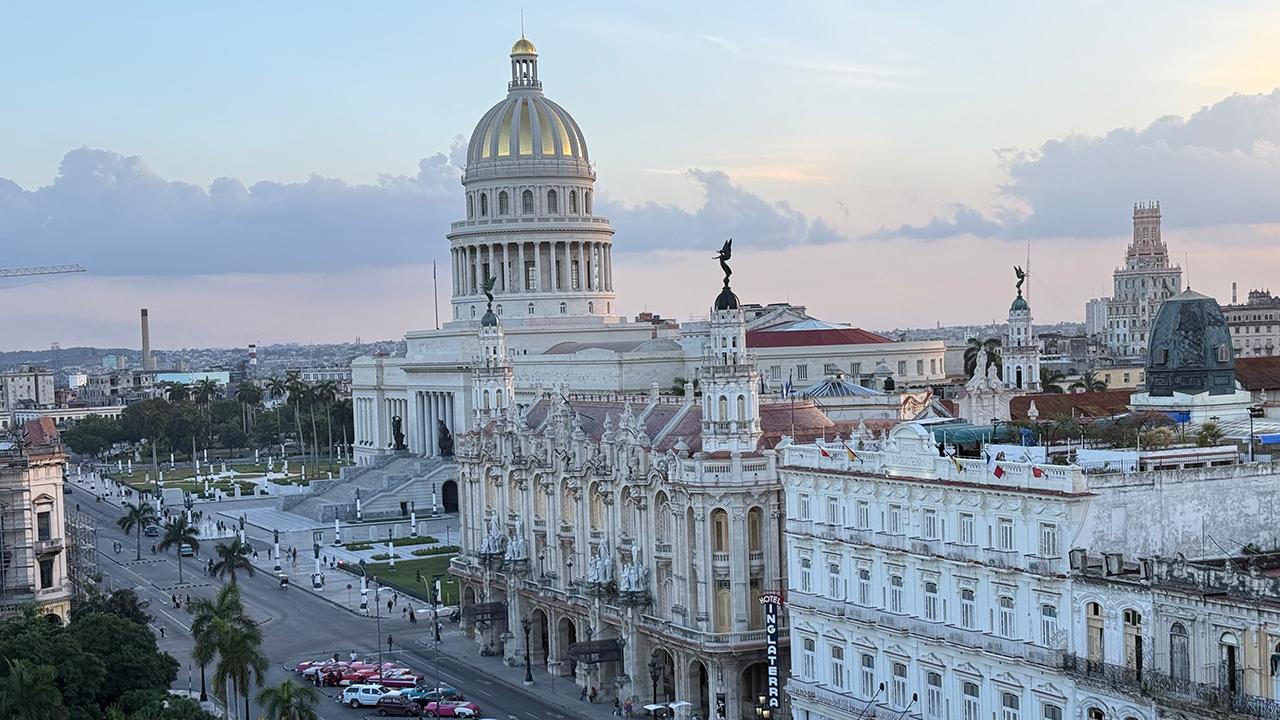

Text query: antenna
(520, 9), (525, 37)
(1026, 239), (1031, 303)
(433, 260), (440, 330)
(1185, 251), (1190, 288)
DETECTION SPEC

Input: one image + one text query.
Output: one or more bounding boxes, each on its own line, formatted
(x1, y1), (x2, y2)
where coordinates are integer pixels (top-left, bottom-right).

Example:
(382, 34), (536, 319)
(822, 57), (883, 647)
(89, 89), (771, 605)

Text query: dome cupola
(1145, 288), (1237, 396)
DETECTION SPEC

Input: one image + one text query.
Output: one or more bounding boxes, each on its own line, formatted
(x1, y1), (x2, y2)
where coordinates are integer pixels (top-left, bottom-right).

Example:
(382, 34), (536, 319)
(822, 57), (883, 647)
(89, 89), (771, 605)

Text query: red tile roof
(1009, 390), (1133, 421)
(746, 327), (892, 348)
(1237, 357), (1280, 391)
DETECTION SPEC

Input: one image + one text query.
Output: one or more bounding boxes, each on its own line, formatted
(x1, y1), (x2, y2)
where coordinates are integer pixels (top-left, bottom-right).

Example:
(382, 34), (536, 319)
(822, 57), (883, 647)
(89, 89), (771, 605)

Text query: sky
(3, 2), (1280, 349)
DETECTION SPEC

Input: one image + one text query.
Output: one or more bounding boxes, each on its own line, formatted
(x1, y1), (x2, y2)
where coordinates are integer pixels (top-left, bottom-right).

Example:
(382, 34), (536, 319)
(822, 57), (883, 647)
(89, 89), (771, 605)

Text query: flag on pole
(844, 444), (859, 462)
(819, 446), (833, 459)
(950, 455), (964, 473)
(783, 372), (794, 399)
(993, 464), (1005, 479)
(985, 451), (996, 475)
(1032, 466), (1045, 478)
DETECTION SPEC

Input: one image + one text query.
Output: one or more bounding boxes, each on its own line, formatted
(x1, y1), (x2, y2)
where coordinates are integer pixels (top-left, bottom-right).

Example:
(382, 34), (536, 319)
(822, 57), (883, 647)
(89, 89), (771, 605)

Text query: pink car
(422, 700), (480, 718)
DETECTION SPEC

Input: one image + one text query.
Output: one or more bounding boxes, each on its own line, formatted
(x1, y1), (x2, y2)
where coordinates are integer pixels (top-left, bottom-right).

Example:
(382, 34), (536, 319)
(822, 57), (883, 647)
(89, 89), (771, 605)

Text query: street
(71, 481), (590, 720)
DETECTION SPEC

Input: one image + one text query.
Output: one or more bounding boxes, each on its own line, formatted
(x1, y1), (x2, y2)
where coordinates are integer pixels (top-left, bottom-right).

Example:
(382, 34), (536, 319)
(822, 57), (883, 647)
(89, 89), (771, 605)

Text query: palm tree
(257, 679), (321, 720)
(1069, 370), (1108, 393)
(166, 382), (191, 403)
(963, 338), (1003, 378)
(303, 383), (321, 473)
(284, 372), (308, 466)
(1197, 421), (1225, 447)
(1039, 368), (1067, 393)
(211, 538), (256, 585)
(117, 501), (158, 561)
(236, 382), (263, 435)
(158, 516), (200, 585)
(314, 380), (338, 472)
(0, 658), (67, 720)
(191, 585), (264, 720)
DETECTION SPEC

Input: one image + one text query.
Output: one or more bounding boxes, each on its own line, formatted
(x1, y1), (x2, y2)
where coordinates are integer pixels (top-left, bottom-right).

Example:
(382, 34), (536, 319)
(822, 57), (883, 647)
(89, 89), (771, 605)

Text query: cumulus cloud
(0, 147), (844, 275)
(871, 87), (1280, 240)
(603, 169), (846, 250)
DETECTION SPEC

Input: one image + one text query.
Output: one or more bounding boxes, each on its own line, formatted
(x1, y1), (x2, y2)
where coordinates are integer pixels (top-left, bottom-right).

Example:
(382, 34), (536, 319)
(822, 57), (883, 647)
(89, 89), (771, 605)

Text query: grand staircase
(282, 455), (456, 522)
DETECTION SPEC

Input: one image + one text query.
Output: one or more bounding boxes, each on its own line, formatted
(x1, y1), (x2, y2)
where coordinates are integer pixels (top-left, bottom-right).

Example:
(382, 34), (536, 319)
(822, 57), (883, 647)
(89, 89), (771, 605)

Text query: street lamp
(537, 549), (545, 578)
(755, 694), (770, 719)
(432, 574), (443, 643)
(565, 554), (574, 586)
(521, 616), (534, 685)
(648, 659), (662, 719)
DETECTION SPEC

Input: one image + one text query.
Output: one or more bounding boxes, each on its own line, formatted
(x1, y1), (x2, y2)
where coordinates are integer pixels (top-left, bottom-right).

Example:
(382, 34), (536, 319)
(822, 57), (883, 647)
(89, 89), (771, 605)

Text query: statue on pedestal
(392, 416), (406, 450)
(479, 515), (505, 556)
(504, 519), (528, 562)
(438, 420), (454, 457)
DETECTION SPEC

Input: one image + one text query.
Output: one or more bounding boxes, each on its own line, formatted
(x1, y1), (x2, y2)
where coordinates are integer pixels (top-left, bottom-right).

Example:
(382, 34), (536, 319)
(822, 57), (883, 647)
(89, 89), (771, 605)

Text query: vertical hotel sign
(760, 593), (784, 710)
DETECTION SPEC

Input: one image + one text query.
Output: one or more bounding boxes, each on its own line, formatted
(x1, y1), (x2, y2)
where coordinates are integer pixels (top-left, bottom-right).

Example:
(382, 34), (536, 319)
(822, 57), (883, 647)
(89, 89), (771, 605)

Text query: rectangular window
(831, 646), (846, 690)
(524, 261), (536, 290)
(802, 638), (816, 679)
(770, 365), (781, 381)
(857, 501), (870, 529)
(962, 683), (980, 720)
(930, 358), (938, 374)
(998, 517), (1015, 551)
(891, 663), (908, 708)
(959, 513), (975, 545)
(888, 574), (904, 613)
(37, 511), (52, 542)
(799, 557), (812, 593)
(922, 509), (938, 539)
(887, 504), (903, 534)
(917, 359), (925, 375)
(851, 362), (862, 376)
(1040, 604), (1058, 647)
(1002, 693), (1020, 720)
(798, 493), (811, 520)
(998, 596), (1016, 638)
(926, 673), (944, 720)
(857, 568), (871, 605)
(1042, 705), (1063, 720)
(796, 365), (809, 381)
(828, 562), (844, 599)
(824, 363), (840, 375)
(960, 588), (976, 629)
(1039, 523), (1059, 557)
(39, 558), (54, 589)
(826, 496), (840, 526)
(860, 654), (876, 698)
(923, 581), (939, 621)
(897, 360), (907, 376)
(571, 260), (581, 290)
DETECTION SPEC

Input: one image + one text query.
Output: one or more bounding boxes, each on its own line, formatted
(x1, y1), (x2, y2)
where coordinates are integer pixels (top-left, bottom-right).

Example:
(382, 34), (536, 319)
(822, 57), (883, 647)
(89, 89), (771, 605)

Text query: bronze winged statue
(714, 238), (733, 285)
(1014, 265), (1026, 293)
(483, 274), (497, 307)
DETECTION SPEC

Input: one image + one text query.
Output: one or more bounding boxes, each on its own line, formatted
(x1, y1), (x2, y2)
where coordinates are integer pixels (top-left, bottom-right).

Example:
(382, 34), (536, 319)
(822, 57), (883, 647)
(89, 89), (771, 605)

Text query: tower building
(1002, 272), (1039, 391)
(472, 282), (514, 426)
(1104, 202), (1183, 360)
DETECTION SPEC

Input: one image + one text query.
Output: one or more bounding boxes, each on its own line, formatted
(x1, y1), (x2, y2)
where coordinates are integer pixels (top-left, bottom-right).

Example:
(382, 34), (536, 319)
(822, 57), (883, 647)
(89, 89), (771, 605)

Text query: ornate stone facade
(1105, 202), (1183, 361)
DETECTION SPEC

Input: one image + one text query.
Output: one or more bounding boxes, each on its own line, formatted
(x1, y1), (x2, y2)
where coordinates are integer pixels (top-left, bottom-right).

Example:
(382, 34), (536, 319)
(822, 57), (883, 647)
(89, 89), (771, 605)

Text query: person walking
(579, 686), (589, 703)
(408, 609), (416, 624)
(387, 634), (394, 652)
(590, 686), (598, 703)
(613, 698), (622, 716)
(158, 626), (165, 639)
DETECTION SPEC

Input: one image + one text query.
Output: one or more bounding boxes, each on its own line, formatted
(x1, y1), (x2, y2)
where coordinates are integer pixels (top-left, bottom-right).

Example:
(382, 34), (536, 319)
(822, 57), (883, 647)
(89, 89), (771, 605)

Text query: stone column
(697, 510), (711, 631)
(562, 241), (571, 292)
(447, 393), (455, 435)
(519, 242), (527, 292)
(426, 392), (437, 457)
(575, 241), (585, 291)
(534, 242), (543, 294)
(731, 510), (748, 631)
(506, 582), (526, 665)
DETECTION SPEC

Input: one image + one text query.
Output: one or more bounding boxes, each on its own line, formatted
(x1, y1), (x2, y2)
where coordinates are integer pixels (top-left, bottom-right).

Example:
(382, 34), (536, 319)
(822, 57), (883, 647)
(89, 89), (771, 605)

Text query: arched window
(748, 508), (763, 551)
(569, 190), (577, 214)
(1086, 601), (1105, 661)
(1222, 632), (1242, 694)
(585, 190), (592, 215)
(559, 302), (567, 315)
(527, 303), (535, 315)
(522, 189), (534, 214)
(856, 568), (871, 605)
(891, 662), (908, 708)
(1001, 693), (1020, 720)
(718, 395), (729, 419)
(496, 304), (503, 316)
(467, 195), (474, 218)
(547, 189), (558, 213)
(998, 596), (1016, 637)
(888, 574), (903, 613)
(962, 683), (980, 720)
(1087, 708), (1104, 720)
(711, 509), (728, 552)
(480, 193), (489, 216)
(828, 562), (843, 598)
(736, 395), (746, 420)
(470, 306), (476, 318)
(587, 301), (594, 314)
(499, 191), (509, 215)
(923, 581), (939, 621)
(1170, 622), (1190, 681)
(1040, 604), (1059, 647)
(483, 389), (490, 409)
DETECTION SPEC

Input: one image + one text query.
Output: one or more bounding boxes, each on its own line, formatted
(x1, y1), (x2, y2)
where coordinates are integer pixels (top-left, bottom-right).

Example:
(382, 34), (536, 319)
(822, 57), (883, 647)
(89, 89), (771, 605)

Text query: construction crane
(0, 265), (86, 278)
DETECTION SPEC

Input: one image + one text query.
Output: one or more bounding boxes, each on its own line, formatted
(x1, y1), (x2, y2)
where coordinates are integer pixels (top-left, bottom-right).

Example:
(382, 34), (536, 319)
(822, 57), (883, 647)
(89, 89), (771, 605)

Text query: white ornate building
(1104, 203), (1183, 361)
(780, 422), (1280, 720)
(1003, 283), (1039, 392)
(449, 265), (845, 719)
(0, 418), (72, 623)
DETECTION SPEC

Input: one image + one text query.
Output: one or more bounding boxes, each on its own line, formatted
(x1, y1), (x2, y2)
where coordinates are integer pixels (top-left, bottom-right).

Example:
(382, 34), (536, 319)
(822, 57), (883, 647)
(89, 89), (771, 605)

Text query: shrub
(411, 545), (461, 557)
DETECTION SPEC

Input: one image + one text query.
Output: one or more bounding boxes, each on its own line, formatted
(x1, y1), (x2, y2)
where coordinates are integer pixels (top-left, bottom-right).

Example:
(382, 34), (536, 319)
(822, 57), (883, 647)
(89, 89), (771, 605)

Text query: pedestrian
(387, 599), (393, 613)
(387, 634), (394, 652)
(171, 594), (177, 606)
(333, 652), (340, 662)
(159, 626), (166, 639)
(624, 699), (634, 717)
(350, 650), (358, 662)
(579, 686), (588, 703)
(186, 594), (191, 604)
(402, 606), (408, 619)
(151, 544), (157, 555)
(409, 609), (416, 624)
(613, 698), (622, 716)
(590, 686), (598, 703)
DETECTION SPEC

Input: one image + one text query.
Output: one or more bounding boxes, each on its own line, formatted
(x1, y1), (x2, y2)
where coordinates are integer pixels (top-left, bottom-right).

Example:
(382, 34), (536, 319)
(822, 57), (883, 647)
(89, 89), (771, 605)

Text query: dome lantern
(509, 35), (541, 91)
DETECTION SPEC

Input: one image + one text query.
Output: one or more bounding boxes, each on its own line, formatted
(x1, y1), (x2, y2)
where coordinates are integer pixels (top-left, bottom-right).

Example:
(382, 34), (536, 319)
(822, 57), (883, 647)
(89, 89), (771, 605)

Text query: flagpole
(433, 260), (440, 330)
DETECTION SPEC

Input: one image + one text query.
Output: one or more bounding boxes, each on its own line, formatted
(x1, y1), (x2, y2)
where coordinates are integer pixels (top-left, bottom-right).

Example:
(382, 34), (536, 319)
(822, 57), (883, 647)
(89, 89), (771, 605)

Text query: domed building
(448, 36), (616, 321)
(1129, 288), (1253, 422)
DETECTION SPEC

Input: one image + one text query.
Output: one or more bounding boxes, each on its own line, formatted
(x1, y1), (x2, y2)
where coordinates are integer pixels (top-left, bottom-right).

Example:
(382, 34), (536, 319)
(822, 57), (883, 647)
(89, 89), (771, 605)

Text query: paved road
(72, 484), (589, 720)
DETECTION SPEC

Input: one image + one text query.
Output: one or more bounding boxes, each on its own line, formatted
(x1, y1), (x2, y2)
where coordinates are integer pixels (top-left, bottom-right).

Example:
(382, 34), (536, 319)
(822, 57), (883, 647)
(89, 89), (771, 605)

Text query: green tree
(963, 337), (1003, 378)
(257, 679), (320, 720)
(67, 614), (180, 709)
(190, 586), (257, 720)
(72, 587), (152, 626)
(165, 382), (190, 403)
(0, 657), (68, 720)
(1197, 421), (1225, 447)
(211, 538), (255, 585)
(252, 409), (282, 448)
(314, 380), (337, 471)
(157, 516), (200, 585)
(1069, 370), (1108, 393)
(1039, 368), (1067, 393)
(217, 423), (248, 454)
(120, 399), (174, 484)
(117, 501), (158, 561)
(235, 382), (263, 435)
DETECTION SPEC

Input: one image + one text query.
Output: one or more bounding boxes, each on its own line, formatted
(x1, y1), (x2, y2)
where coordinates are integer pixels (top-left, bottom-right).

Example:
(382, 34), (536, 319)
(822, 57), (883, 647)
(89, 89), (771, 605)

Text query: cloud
(602, 169), (847, 250)
(871, 87), (1280, 240)
(0, 146), (844, 276)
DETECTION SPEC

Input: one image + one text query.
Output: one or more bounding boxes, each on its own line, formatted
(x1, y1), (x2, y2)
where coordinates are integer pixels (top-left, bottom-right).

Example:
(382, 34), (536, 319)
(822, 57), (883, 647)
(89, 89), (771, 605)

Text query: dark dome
(714, 286), (740, 311)
(1145, 288), (1236, 396)
(480, 307), (499, 327)
(1010, 292), (1029, 312)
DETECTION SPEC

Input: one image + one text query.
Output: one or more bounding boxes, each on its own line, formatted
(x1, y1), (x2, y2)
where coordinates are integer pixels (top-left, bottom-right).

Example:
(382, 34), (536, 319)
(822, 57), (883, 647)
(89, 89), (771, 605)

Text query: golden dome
(511, 37), (537, 55)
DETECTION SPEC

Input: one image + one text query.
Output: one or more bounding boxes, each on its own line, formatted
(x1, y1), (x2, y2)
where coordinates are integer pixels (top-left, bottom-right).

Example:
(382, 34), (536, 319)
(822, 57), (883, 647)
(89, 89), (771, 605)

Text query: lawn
(339, 556), (461, 606)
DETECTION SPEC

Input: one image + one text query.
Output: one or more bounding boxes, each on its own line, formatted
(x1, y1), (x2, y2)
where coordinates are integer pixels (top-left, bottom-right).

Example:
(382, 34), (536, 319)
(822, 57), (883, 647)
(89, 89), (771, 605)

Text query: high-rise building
(1104, 202), (1183, 360)
(1222, 289), (1280, 358)
(1084, 298), (1108, 338)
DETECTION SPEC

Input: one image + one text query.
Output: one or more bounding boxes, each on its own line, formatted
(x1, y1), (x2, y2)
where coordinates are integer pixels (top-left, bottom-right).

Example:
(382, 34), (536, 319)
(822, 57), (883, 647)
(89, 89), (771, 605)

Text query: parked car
(143, 525), (161, 537)
(179, 543), (195, 556)
(374, 695), (423, 717)
(422, 700), (480, 718)
(402, 686), (464, 703)
(342, 684), (393, 708)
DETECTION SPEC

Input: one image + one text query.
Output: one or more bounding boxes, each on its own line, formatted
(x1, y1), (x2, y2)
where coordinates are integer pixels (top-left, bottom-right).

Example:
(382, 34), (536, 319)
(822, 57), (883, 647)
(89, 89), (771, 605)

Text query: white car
(341, 684), (393, 708)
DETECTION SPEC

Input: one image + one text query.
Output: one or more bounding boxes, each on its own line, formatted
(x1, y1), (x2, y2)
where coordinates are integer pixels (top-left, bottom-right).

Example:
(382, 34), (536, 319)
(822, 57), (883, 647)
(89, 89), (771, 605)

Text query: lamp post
(373, 582), (384, 671)
(565, 555), (574, 586)
(853, 682), (886, 720)
(358, 559), (369, 611)
(648, 659), (662, 719)
(537, 549), (545, 578)
(755, 693), (771, 719)
(432, 574), (443, 643)
(895, 693), (919, 720)
(521, 616), (534, 685)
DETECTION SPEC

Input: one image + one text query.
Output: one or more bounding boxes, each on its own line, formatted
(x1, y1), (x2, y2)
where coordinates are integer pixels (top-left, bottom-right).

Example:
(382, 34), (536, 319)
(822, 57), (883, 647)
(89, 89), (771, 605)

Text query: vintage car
(373, 695), (423, 717)
(421, 700), (480, 718)
(401, 686), (464, 703)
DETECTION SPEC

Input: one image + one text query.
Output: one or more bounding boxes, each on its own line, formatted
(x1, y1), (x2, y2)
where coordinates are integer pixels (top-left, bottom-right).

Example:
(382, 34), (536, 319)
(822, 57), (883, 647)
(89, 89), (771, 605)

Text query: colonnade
(353, 392), (456, 458)
(411, 390), (456, 457)
(451, 240), (613, 297)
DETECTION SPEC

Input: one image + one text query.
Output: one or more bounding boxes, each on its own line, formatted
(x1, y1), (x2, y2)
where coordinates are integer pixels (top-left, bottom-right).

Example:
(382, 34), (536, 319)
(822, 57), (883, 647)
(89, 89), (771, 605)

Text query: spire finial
(521, 9), (525, 38)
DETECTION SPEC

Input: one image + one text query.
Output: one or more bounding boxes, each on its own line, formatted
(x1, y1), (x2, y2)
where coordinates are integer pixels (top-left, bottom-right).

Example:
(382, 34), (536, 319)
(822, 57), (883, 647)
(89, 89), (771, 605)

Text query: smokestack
(1233, 282), (1238, 305)
(248, 343), (258, 365)
(140, 308), (155, 371)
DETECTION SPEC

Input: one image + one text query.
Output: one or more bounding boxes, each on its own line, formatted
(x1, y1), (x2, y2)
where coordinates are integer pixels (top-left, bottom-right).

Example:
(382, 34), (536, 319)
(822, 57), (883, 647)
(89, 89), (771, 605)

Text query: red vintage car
(422, 700), (480, 718)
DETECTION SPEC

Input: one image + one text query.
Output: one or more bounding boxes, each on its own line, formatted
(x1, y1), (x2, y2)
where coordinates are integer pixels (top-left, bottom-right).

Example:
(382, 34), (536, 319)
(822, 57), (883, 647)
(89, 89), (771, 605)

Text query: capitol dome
(1145, 288), (1236, 396)
(465, 37), (590, 167)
